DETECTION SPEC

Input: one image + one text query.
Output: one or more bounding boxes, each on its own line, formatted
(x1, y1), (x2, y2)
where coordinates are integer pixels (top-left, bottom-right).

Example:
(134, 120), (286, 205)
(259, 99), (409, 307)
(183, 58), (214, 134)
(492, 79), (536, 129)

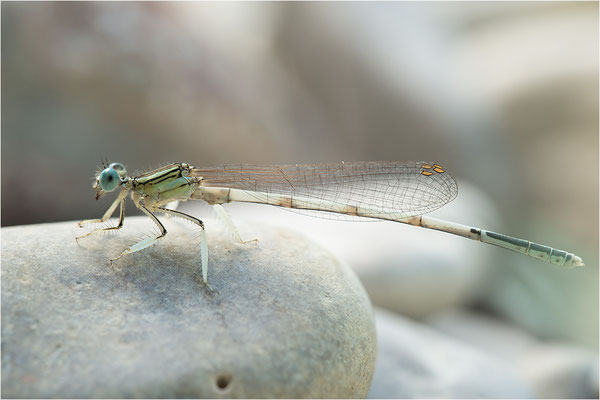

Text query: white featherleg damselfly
(77, 161), (584, 285)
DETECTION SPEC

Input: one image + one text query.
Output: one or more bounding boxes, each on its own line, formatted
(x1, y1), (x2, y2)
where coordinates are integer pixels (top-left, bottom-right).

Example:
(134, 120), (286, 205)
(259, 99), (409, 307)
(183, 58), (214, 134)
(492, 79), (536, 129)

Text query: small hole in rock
(215, 374), (231, 390)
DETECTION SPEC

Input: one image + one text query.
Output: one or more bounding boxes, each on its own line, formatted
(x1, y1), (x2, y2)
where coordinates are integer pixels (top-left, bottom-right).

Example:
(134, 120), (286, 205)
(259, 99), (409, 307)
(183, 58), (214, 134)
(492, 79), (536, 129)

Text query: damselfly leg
(212, 204), (258, 245)
(76, 190), (127, 241)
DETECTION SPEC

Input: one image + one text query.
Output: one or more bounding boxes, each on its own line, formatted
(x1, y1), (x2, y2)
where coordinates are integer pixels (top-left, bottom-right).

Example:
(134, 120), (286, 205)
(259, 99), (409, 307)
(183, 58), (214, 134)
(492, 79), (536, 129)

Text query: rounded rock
(368, 308), (532, 398)
(1, 217), (376, 398)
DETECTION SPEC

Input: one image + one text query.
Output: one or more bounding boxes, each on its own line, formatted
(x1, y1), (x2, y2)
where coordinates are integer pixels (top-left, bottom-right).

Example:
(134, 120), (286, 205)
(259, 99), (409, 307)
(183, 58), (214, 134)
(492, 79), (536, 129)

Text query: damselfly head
(93, 162), (127, 200)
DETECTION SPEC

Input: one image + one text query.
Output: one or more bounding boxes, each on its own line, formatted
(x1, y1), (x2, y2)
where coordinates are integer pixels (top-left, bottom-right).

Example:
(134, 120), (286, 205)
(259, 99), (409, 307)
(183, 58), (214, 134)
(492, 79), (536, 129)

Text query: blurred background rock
(2, 2), (597, 396)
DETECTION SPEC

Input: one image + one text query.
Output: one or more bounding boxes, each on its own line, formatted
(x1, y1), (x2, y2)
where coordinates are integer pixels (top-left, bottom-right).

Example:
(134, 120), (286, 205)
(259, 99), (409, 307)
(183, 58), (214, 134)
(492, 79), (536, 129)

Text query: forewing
(191, 161), (457, 220)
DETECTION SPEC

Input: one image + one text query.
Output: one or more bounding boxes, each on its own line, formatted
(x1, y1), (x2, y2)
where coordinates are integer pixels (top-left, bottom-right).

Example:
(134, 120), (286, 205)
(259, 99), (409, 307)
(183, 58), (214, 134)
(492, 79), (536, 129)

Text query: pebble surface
(1, 217), (376, 398)
(368, 308), (532, 398)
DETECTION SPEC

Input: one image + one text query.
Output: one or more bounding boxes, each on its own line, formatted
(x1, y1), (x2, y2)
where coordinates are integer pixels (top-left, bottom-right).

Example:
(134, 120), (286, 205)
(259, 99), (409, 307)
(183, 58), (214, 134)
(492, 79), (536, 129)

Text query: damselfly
(78, 161), (584, 284)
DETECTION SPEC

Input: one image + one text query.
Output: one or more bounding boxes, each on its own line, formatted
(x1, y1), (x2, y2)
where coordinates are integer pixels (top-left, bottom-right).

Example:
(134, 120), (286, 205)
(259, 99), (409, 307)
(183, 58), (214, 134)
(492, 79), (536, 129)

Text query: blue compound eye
(98, 167), (120, 192)
(108, 162), (127, 178)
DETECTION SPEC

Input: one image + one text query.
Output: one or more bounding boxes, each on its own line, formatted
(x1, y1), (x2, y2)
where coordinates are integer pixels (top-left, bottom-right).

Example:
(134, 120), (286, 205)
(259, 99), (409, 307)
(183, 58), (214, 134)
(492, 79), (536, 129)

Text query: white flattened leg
(199, 227), (209, 284)
(78, 189), (127, 227)
(157, 207), (211, 288)
(76, 193), (126, 241)
(212, 204), (258, 245)
(110, 204), (166, 263)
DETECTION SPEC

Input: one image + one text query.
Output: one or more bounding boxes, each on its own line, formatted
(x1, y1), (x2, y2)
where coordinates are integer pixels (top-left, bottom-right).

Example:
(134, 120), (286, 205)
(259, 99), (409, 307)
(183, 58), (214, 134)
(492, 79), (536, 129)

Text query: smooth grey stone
(1, 217), (376, 398)
(368, 308), (532, 399)
(427, 309), (599, 399)
(519, 344), (599, 399)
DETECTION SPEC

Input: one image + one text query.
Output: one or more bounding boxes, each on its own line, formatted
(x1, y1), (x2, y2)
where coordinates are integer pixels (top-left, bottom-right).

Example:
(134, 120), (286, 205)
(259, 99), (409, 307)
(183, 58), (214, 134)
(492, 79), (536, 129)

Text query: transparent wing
(191, 161), (458, 220)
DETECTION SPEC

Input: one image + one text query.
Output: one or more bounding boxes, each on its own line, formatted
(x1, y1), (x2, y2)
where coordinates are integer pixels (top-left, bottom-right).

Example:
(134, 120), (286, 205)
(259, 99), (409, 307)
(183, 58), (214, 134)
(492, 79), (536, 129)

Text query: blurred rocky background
(2, 2), (598, 397)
